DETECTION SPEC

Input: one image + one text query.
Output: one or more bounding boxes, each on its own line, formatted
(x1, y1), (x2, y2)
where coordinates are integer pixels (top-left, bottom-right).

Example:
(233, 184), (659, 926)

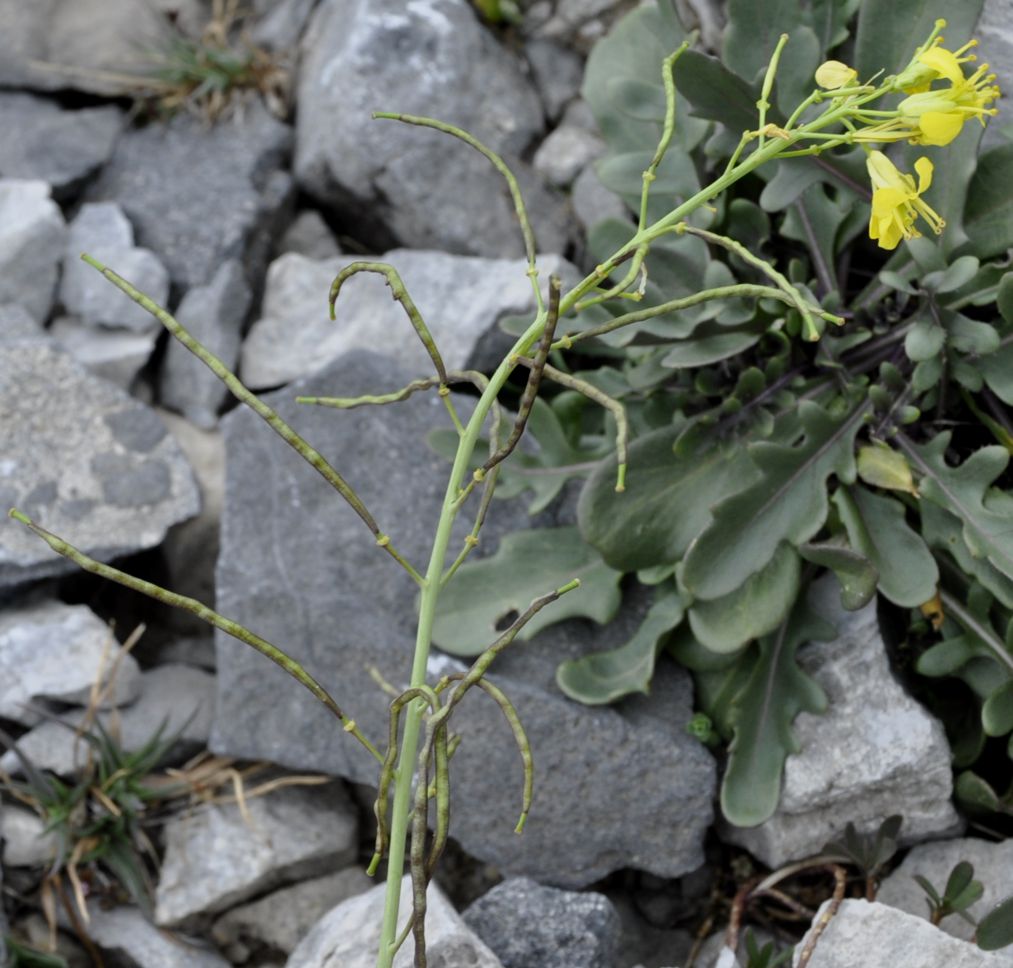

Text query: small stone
(0, 341), (199, 588)
(0, 600), (141, 726)
(524, 39), (585, 122)
(60, 202), (169, 332)
(877, 837), (1013, 943)
(464, 877), (621, 968)
(571, 164), (630, 234)
(88, 100), (293, 290)
(277, 211), (342, 261)
(251, 0), (318, 50)
(720, 577), (961, 867)
(793, 899), (1013, 968)
(50, 315), (156, 389)
(0, 664), (215, 776)
(286, 875), (504, 968)
(240, 250), (580, 389)
(86, 903), (231, 968)
(155, 783), (359, 927)
(211, 868), (373, 958)
(978, 0), (1013, 147)
(534, 124), (605, 188)
(0, 179), (66, 323)
(0, 93), (123, 199)
(0, 806), (59, 868)
(160, 260), (252, 427)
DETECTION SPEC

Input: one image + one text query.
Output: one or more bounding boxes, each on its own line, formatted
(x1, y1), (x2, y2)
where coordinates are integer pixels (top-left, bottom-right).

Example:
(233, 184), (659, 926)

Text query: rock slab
(793, 899), (1013, 967)
(240, 250), (579, 389)
(464, 877), (621, 968)
(295, 0), (571, 258)
(0, 341), (199, 588)
(86, 903), (231, 968)
(210, 351), (715, 887)
(155, 783), (359, 926)
(285, 875), (504, 968)
(721, 578), (961, 867)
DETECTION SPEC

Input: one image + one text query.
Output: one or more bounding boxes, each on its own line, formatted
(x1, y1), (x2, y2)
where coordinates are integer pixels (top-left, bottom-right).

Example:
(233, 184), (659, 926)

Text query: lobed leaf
(431, 527), (622, 657)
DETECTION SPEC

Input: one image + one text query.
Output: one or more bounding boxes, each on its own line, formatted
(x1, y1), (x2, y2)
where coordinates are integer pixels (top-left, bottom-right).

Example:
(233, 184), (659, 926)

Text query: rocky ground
(1, 1), (1012, 967)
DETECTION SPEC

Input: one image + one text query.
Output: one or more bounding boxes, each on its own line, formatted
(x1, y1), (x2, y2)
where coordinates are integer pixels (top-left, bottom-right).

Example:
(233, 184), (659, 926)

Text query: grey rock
(212, 868), (374, 959)
(536, 0), (628, 45)
(0, 179), (66, 324)
(534, 124), (605, 188)
(50, 315), (156, 389)
(210, 351), (715, 887)
(877, 837), (1013, 943)
(252, 0), (319, 50)
(978, 0), (1013, 146)
(464, 877), (621, 968)
(0, 0), (176, 95)
(155, 783), (359, 926)
(0, 341), (199, 588)
(0, 806), (59, 867)
(60, 202), (169, 332)
(85, 903), (231, 968)
(157, 411), (226, 636)
(0, 664), (215, 776)
(0, 600), (141, 725)
(721, 578), (961, 867)
(0, 304), (46, 344)
(88, 100), (293, 290)
(240, 250), (580, 389)
(295, 0), (572, 258)
(278, 211), (342, 261)
(572, 164), (630, 235)
(609, 891), (693, 968)
(0, 94), (123, 199)
(792, 899), (1013, 968)
(286, 875), (504, 968)
(160, 261), (252, 427)
(525, 39), (585, 122)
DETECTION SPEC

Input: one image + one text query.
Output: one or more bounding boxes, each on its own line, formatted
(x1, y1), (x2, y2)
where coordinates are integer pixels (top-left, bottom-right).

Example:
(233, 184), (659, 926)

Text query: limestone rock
(88, 100), (293, 290)
(572, 164), (629, 234)
(0, 664), (214, 776)
(0, 806), (59, 868)
(792, 899), (1013, 968)
(86, 903), (231, 968)
(877, 837), (1013, 943)
(721, 578), (961, 867)
(464, 878), (621, 968)
(277, 211), (342, 261)
(524, 39), (585, 122)
(534, 123), (604, 188)
(240, 250), (580, 389)
(285, 875), (504, 968)
(160, 260), (252, 427)
(0, 94), (123, 199)
(0, 341), (199, 588)
(211, 868), (373, 959)
(978, 0), (1013, 146)
(0, 304), (45, 344)
(295, 0), (572, 258)
(49, 315), (157, 389)
(0, 600), (140, 725)
(0, 179), (66, 323)
(155, 783), (359, 926)
(60, 202), (169, 332)
(210, 352), (715, 887)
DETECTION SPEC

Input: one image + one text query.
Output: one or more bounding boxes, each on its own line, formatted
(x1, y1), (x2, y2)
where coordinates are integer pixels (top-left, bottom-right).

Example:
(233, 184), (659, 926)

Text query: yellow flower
(897, 41), (1001, 145)
(866, 151), (945, 250)
(815, 60), (858, 90)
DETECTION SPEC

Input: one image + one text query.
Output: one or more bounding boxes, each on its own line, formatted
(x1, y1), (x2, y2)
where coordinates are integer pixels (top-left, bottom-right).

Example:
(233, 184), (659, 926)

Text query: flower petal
(918, 111), (964, 146)
(919, 47), (966, 84)
(914, 156), (934, 193)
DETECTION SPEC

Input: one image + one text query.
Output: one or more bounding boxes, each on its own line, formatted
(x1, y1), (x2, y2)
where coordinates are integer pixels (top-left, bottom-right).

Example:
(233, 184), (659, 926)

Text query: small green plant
(3, 937), (69, 968)
(7, 3), (1009, 965)
(743, 930), (794, 968)
(914, 860), (984, 927)
(824, 815), (902, 898)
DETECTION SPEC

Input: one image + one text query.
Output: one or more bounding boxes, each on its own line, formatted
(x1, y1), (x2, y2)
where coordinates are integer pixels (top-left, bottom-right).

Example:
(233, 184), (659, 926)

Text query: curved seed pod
(328, 262), (447, 385)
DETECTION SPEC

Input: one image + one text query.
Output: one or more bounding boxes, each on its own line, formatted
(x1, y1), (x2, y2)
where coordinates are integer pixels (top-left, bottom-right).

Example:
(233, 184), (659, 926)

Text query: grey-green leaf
(720, 597), (833, 827)
(431, 527), (622, 657)
(964, 144), (1013, 260)
(578, 424), (761, 573)
(977, 894), (1013, 951)
(682, 400), (867, 600)
(983, 679), (1013, 737)
(799, 540), (878, 611)
(688, 543), (801, 653)
(834, 485), (938, 608)
(555, 590), (686, 704)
